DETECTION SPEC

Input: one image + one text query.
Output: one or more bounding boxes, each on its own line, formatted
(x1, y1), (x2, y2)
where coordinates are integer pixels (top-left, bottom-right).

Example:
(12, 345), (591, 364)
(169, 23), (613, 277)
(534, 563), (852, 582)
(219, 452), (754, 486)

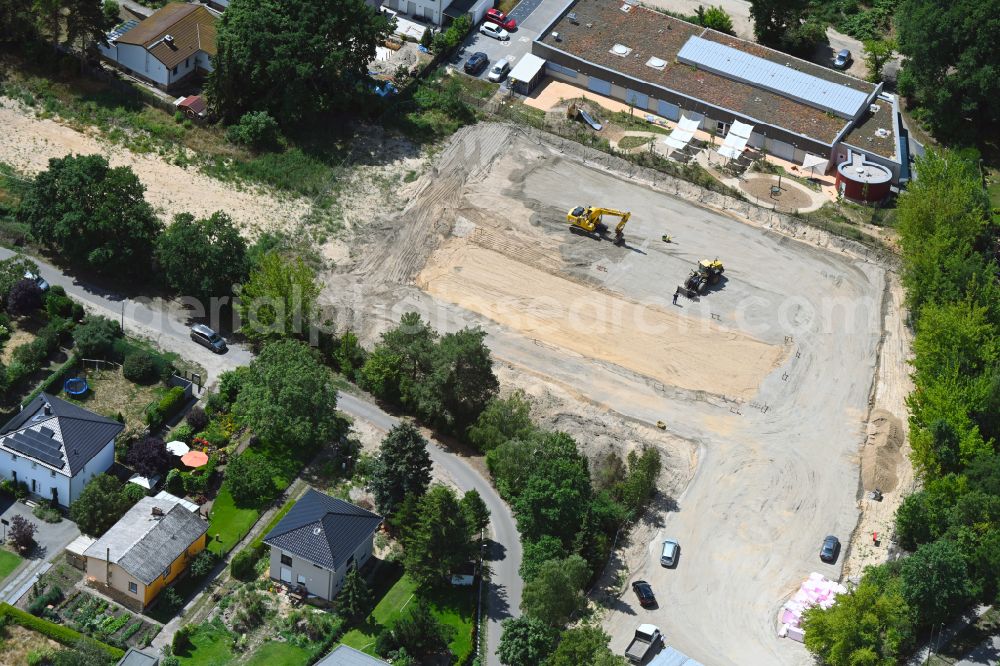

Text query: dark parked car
(820, 535), (841, 563)
(833, 49), (852, 69)
(464, 51), (489, 75)
(632, 580), (657, 608)
(190, 324), (227, 353)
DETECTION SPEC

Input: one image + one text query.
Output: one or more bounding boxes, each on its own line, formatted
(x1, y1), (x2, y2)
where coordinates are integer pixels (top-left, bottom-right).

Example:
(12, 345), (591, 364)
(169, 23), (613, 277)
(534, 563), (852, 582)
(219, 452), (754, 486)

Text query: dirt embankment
(0, 98), (309, 235)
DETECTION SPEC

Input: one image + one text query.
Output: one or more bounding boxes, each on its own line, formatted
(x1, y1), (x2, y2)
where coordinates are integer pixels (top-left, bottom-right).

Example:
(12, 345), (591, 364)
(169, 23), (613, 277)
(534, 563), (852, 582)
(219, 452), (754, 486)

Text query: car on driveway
(631, 580), (657, 608)
(464, 51), (489, 75)
(660, 538), (680, 567)
(833, 49), (852, 69)
(190, 323), (227, 354)
(487, 57), (511, 82)
(479, 22), (510, 41)
(820, 535), (841, 563)
(485, 8), (517, 31)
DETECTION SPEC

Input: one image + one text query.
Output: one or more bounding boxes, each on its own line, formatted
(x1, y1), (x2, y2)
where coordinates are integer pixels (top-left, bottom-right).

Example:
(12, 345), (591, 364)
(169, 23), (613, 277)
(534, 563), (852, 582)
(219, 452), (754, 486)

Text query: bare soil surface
(0, 98), (309, 235)
(322, 122), (896, 665)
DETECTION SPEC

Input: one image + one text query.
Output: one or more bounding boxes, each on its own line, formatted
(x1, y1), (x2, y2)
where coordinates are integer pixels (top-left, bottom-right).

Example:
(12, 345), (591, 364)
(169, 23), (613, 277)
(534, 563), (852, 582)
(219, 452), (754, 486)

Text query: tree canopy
(156, 211), (248, 304)
(497, 616), (558, 666)
(546, 626), (625, 666)
(466, 391), (536, 453)
(223, 453), (275, 507)
(369, 422), (432, 516)
(126, 436), (171, 478)
(207, 0), (393, 124)
(18, 155), (161, 276)
(69, 474), (132, 536)
(402, 485), (473, 587)
(520, 554), (589, 627)
(231, 339), (340, 450)
(896, 0), (1000, 143)
(236, 252), (320, 344)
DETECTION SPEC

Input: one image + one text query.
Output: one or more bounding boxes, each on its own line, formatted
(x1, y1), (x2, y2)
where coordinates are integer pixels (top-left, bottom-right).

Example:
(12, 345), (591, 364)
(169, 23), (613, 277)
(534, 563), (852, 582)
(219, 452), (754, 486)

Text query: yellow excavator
(566, 206), (630, 246)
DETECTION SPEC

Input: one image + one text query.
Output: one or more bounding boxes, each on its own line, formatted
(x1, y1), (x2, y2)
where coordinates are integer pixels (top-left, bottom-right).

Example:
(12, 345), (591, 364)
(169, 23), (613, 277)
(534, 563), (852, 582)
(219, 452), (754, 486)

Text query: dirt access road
(323, 123), (889, 665)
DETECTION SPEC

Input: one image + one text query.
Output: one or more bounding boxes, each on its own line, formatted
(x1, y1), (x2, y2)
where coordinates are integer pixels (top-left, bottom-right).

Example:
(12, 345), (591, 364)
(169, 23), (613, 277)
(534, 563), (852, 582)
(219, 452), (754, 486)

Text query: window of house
(128, 582), (138, 594)
(297, 574), (306, 585)
(172, 65), (178, 75)
(50, 470), (55, 478)
(31, 462), (37, 469)
(280, 554), (292, 566)
(185, 57), (190, 67)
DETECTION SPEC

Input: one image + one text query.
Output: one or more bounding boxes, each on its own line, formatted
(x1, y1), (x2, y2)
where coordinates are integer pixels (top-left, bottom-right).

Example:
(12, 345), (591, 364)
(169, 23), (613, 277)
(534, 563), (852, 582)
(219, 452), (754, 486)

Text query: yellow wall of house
(141, 533), (207, 607)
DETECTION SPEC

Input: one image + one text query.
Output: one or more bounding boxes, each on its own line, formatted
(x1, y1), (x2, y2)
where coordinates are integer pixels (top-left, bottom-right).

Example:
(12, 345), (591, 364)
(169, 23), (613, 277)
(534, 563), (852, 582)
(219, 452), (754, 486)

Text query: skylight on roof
(646, 56), (667, 70)
(611, 44), (632, 57)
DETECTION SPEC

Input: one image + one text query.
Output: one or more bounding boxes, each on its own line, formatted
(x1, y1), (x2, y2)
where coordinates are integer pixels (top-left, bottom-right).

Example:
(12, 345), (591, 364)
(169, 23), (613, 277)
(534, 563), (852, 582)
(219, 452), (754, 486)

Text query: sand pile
(861, 409), (904, 493)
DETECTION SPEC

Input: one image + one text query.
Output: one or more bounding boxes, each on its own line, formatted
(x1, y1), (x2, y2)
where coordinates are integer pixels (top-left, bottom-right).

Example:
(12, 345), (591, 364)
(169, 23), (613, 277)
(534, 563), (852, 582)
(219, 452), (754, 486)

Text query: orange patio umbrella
(180, 451), (209, 468)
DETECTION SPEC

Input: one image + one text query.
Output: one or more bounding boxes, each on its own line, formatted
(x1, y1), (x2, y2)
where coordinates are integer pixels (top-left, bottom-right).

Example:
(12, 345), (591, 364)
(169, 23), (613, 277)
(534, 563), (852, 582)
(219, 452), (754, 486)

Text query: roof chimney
(43, 403), (51, 416)
(152, 506), (165, 517)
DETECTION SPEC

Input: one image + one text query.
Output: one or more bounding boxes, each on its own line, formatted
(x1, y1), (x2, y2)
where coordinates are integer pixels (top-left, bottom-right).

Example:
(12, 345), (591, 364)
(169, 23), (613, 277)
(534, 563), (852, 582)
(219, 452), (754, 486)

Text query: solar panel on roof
(676, 36), (869, 119)
(107, 19), (139, 42)
(6, 431), (65, 469)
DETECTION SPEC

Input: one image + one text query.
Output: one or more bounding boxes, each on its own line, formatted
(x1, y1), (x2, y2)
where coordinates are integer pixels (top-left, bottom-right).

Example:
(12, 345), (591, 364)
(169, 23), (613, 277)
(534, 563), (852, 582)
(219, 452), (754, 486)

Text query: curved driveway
(0, 248), (520, 666)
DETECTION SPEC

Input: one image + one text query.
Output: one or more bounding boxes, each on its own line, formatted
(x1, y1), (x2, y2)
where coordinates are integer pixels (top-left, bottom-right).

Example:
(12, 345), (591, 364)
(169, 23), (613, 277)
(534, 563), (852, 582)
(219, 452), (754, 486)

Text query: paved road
(954, 634), (1000, 666)
(0, 248), (521, 665)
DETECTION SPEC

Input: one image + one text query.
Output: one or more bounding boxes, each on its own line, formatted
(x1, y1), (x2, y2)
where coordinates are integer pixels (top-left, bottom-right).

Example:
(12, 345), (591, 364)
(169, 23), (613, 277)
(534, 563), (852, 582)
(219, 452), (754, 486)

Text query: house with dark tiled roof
(84, 495), (208, 611)
(263, 489), (383, 601)
(98, 3), (217, 90)
(531, 0), (909, 185)
(0, 393), (123, 507)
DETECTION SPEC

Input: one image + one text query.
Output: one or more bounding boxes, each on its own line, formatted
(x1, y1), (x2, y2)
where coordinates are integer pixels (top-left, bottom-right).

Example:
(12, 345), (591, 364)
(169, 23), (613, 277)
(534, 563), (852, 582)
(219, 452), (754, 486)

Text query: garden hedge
(21, 352), (81, 407)
(0, 602), (124, 660)
(145, 386), (188, 429)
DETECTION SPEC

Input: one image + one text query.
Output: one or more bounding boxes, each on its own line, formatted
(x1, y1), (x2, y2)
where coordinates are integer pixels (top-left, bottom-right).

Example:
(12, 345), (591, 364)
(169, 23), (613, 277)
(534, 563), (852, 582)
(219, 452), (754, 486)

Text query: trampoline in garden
(63, 377), (89, 396)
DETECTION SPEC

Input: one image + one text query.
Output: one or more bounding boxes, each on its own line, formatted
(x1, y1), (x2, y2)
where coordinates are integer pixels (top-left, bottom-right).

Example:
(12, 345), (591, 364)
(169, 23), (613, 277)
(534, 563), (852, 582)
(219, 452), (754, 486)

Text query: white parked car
(487, 57), (511, 82)
(479, 23), (510, 41)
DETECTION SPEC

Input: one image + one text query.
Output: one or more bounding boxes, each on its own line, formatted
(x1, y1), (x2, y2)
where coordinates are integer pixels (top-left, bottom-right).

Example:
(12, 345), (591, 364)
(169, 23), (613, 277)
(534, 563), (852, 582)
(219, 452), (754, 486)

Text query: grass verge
(243, 641), (311, 666)
(207, 487), (260, 556)
(0, 549), (23, 583)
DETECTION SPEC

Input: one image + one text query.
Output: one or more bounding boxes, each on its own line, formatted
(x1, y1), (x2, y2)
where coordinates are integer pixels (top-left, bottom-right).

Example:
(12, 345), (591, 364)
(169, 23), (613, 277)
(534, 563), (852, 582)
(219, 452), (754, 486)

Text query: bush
(123, 350), (157, 384)
(172, 624), (194, 653)
(170, 422), (194, 443)
(189, 550), (218, 579)
(164, 469), (184, 495)
(430, 15), (470, 55)
(121, 482), (147, 504)
(44, 287), (80, 320)
(32, 502), (62, 524)
(230, 549), (258, 581)
(226, 111), (280, 150)
(185, 406), (209, 432)
(27, 586), (63, 617)
(145, 387), (187, 429)
(72, 316), (121, 358)
(158, 587), (184, 617)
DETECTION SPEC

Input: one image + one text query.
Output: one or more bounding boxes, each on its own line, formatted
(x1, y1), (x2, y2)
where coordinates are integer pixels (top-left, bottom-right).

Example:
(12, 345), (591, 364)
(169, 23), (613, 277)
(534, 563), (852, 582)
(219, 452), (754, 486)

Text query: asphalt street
(0, 248), (520, 665)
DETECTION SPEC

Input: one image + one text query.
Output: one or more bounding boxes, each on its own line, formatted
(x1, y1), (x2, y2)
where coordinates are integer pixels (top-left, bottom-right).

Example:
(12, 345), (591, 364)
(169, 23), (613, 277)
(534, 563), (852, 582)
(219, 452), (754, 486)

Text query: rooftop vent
(620, 3), (632, 12)
(875, 128), (890, 138)
(646, 56), (667, 71)
(43, 404), (51, 416)
(869, 104), (881, 113)
(552, 31), (561, 41)
(313, 527), (323, 536)
(611, 43), (632, 57)
(568, 11), (578, 24)
(164, 34), (174, 45)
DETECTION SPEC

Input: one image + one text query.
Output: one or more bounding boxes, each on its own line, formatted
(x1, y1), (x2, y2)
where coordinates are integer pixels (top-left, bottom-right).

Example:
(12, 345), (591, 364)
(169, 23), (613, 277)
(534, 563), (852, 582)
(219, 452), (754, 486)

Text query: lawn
(0, 549), (22, 584)
(65, 366), (170, 432)
(207, 486), (261, 556)
(340, 565), (474, 661)
(243, 641), (311, 666)
(174, 620), (234, 666)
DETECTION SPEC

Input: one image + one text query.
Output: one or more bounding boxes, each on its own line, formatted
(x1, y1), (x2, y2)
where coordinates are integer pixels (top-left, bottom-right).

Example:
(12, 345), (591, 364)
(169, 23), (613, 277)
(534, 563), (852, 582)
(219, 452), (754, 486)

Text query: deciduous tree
(18, 155), (161, 276)
(156, 211), (248, 304)
(224, 453), (275, 507)
(8, 514), (37, 554)
(520, 555), (589, 627)
(7, 278), (43, 317)
(460, 488), (490, 537)
(546, 626), (625, 666)
(126, 436), (171, 478)
(236, 252), (320, 344)
(862, 38), (896, 83)
(69, 474), (130, 536)
(207, 0), (393, 123)
(497, 616), (558, 666)
(900, 539), (975, 626)
(700, 5), (734, 34)
(232, 339), (339, 450)
(466, 391), (536, 452)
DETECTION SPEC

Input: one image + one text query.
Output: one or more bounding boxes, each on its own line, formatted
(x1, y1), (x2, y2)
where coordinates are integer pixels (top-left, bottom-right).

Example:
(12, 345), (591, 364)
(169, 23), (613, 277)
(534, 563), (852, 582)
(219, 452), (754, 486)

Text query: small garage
(507, 54), (546, 95)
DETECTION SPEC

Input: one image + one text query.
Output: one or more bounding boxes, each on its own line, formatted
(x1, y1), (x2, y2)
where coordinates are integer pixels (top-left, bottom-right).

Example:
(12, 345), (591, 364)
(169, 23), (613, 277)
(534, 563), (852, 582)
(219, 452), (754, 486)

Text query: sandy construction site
(323, 123), (898, 666)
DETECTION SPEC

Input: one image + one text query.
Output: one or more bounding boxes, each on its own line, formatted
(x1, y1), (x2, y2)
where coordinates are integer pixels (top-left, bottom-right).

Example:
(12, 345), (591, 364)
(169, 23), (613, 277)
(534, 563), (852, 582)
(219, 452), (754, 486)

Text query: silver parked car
(660, 539), (680, 567)
(833, 49), (852, 69)
(190, 324), (227, 353)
